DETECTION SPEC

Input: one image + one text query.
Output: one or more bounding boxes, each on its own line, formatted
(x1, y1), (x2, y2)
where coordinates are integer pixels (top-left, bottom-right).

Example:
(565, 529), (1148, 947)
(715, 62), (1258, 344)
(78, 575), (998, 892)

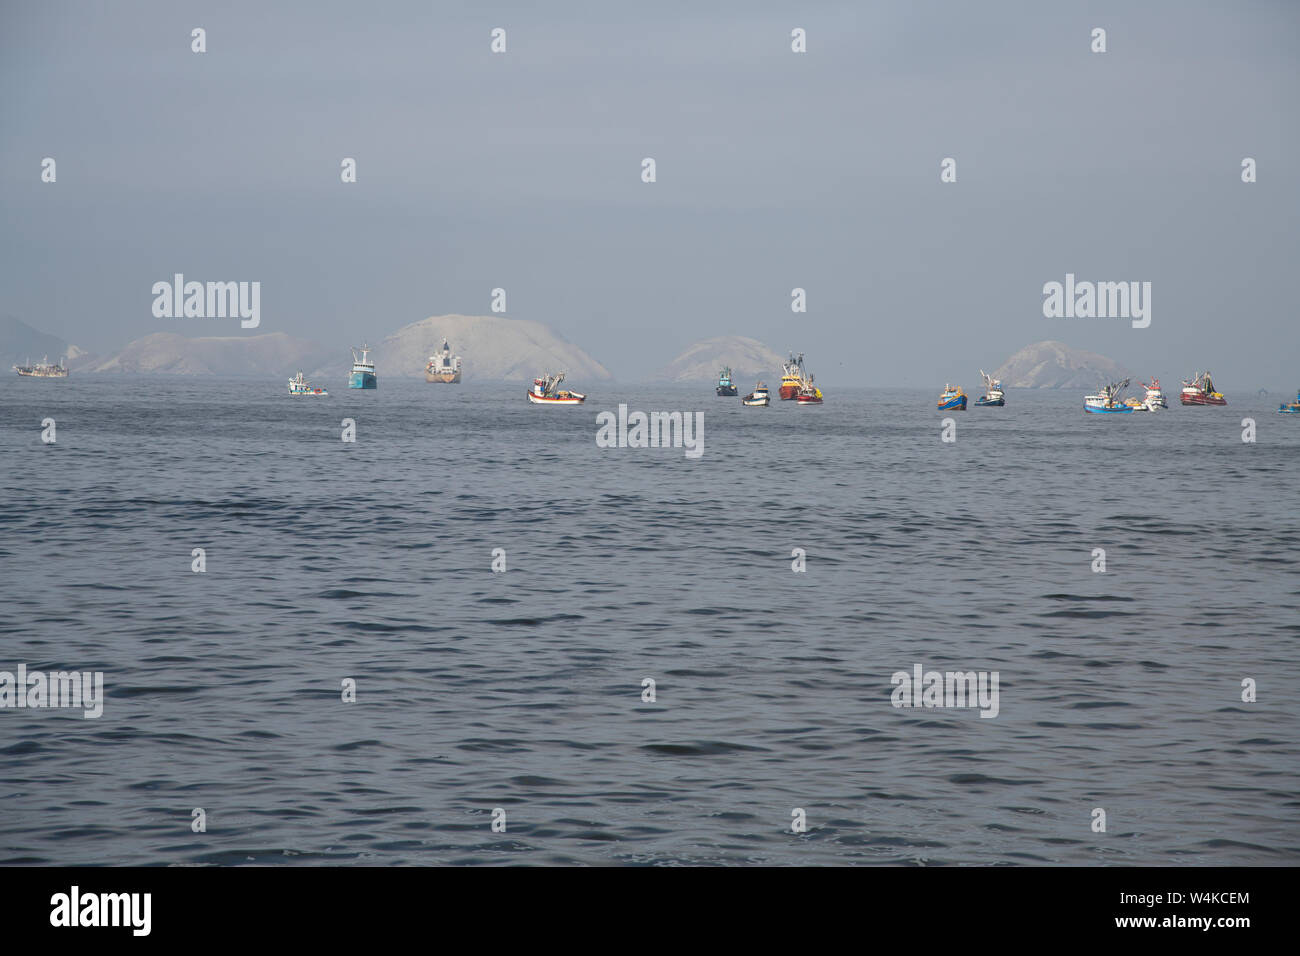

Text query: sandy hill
(369, 314), (611, 381)
(651, 335), (787, 384)
(992, 340), (1131, 389)
(83, 332), (333, 376)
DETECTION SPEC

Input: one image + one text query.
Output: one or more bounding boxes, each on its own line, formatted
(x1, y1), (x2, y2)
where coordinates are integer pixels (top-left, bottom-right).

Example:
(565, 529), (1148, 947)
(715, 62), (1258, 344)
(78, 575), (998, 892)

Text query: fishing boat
(527, 371), (585, 405)
(779, 353), (805, 400)
(1180, 371), (1226, 405)
(973, 370), (1004, 407)
(937, 384), (966, 410)
(1278, 389), (1300, 414)
(742, 382), (770, 406)
(716, 366), (738, 397)
(795, 380), (823, 404)
(1084, 379), (1134, 414)
(1123, 378), (1166, 411)
(287, 371), (328, 396)
(348, 344), (377, 389)
(13, 355), (69, 378)
(425, 340), (462, 383)
(1138, 378), (1167, 408)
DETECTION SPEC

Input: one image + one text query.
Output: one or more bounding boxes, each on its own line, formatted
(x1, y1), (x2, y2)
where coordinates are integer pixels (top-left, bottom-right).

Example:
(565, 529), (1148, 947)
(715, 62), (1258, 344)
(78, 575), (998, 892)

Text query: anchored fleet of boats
(15, 339), (1291, 421)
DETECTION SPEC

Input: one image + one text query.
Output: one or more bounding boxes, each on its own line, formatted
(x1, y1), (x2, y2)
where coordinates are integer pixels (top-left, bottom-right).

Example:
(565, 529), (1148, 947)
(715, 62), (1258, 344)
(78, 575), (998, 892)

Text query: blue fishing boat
(1084, 380), (1134, 414)
(716, 366), (738, 397)
(348, 344), (377, 389)
(1279, 389), (1300, 414)
(937, 384), (966, 410)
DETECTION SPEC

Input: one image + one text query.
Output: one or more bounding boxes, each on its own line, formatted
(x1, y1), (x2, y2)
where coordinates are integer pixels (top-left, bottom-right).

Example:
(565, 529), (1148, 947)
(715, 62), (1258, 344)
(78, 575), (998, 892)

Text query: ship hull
(1084, 404), (1133, 414)
(779, 384), (799, 400)
(716, 385), (737, 396)
(348, 371), (377, 389)
(742, 395), (769, 406)
(973, 396), (1003, 407)
(527, 391), (584, 405)
(425, 371), (461, 383)
(1180, 393), (1226, 405)
(937, 397), (967, 410)
(15, 371), (69, 378)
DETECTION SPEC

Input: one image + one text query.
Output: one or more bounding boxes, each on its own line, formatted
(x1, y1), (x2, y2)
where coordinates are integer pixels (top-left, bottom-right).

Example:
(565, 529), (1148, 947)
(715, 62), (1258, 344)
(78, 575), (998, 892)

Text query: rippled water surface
(1, 378), (1297, 865)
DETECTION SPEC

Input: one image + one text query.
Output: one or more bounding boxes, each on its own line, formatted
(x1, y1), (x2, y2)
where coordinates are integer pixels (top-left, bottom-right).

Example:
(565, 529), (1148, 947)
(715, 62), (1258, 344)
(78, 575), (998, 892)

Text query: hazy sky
(2, 0), (1297, 385)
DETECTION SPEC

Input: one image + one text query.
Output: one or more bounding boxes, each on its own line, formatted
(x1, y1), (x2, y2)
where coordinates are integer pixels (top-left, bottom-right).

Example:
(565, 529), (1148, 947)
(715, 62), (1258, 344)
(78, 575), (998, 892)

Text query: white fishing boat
(974, 370), (1004, 406)
(13, 355), (69, 378)
(1136, 377), (1167, 409)
(742, 382), (770, 406)
(527, 371), (585, 405)
(288, 371), (328, 396)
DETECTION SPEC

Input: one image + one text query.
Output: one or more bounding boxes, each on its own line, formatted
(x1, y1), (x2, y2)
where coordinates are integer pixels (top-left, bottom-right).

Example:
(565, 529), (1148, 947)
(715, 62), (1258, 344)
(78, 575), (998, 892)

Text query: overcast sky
(2, 0), (1297, 385)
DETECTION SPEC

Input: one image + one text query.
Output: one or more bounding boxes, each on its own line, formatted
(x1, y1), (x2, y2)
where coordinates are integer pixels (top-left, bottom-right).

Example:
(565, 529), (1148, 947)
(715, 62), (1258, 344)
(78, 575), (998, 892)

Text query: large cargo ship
(425, 340), (462, 383)
(1180, 371), (1226, 405)
(348, 344), (377, 389)
(13, 355), (69, 378)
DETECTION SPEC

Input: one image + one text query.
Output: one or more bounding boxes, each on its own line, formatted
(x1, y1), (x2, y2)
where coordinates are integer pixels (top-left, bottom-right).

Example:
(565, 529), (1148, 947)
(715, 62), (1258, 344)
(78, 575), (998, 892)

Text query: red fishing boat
(1180, 371), (1226, 406)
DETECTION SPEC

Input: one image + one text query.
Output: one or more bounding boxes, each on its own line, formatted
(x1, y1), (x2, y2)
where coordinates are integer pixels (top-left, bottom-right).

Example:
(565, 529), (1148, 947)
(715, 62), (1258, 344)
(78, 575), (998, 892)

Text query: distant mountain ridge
(81, 332), (333, 376)
(651, 335), (786, 384)
(992, 340), (1131, 389)
(68, 314), (611, 382)
(0, 315), (89, 369)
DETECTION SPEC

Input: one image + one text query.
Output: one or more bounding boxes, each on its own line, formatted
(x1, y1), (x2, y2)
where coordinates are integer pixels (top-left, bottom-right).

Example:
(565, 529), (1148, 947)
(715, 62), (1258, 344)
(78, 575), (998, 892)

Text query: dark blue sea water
(1, 378), (1297, 865)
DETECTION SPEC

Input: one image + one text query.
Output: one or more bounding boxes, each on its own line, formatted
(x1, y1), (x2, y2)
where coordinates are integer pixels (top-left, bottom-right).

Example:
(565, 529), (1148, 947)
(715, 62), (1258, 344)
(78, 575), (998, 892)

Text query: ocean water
(1, 378), (1297, 866)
